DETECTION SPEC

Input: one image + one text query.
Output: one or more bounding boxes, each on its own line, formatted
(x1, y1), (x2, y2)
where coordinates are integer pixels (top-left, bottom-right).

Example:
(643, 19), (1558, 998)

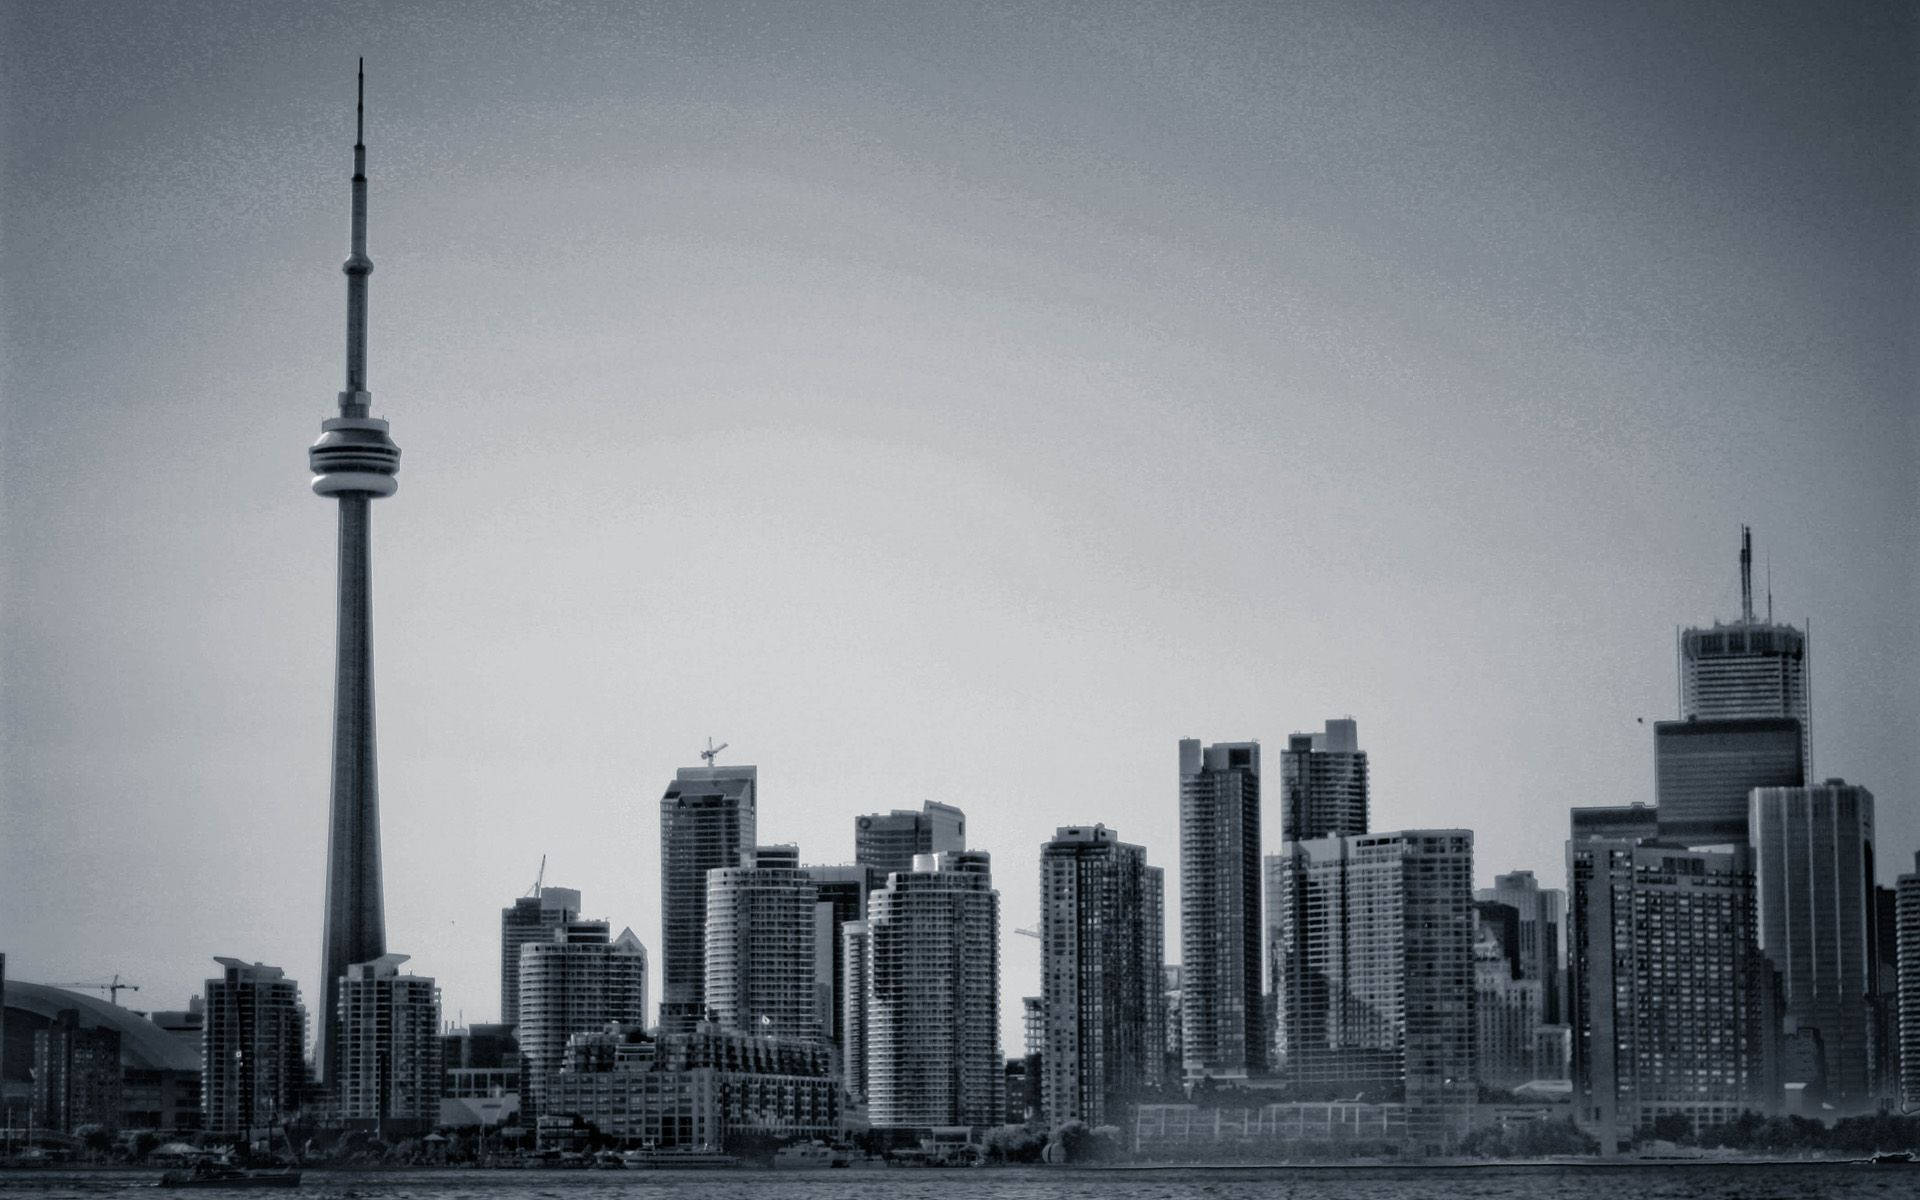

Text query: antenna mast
(1739, 525), (1754, 623)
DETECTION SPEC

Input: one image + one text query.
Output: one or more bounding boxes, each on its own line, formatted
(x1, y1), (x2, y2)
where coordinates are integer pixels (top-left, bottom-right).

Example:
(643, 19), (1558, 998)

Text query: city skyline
(3, 1), (1916, 1060)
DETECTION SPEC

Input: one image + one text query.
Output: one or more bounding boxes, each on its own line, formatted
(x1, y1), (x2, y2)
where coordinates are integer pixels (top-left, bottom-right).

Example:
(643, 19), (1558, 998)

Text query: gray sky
(3, 0), (1914, 1051)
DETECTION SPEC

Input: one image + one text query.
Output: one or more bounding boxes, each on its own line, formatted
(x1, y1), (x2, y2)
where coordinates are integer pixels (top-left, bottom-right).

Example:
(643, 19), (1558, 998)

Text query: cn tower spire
(309, 59), (401, 1088)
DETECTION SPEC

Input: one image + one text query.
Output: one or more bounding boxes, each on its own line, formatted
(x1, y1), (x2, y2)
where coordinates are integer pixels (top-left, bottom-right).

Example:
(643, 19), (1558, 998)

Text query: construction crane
(524, 853), (547, 898)
(55, 975), (141, 1005)
(700, 738), (728, 766)
(1014, 926), (1040, 940)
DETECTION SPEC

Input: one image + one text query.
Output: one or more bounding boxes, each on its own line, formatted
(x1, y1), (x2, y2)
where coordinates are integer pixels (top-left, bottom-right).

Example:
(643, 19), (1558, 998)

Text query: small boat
(157, 1161), (301, 1188)
(772, 1141), (843, 1169)
(1870, 1151), (1914, 1165)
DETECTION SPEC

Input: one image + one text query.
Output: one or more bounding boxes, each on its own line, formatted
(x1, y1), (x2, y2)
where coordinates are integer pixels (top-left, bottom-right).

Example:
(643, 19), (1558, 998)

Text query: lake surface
(2, 1163), (1916, 1199)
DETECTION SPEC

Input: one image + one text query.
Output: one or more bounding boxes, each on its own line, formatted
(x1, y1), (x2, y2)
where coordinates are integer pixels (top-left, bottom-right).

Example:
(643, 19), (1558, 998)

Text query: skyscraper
(1653, 717), (1803, 846)
(500, 886), (581, 1028)
(1897, 854), (1920, 1110)
(516, 920), (648, 1111)
(310, 63), (404, 1087)
(1278, 718), (1368, 841)
(854, 800), (966, 887)
(865, 850), (1000, 1128)
(1567, 840), (1774, 1151)
(1473, 904), (1545, 1089)
(1750, 781), (1875, 1108)
(1039, 825), (1164, 1126)
(1266, 830), (1477, 1146)
(202, 959), (307, 1136)
(1178, 739), (1263, 1078)
(806, 864), (868, 1049)
(30, 1011), (122, 1134)
(840, 919), (871, 1105)
(1477, 869), (1564, 1024)
(704, 845), (821, 1042)
(659, 763), (756, 1033)
(336, 954), (441, 1131)
(1677, 526), (1812, 774)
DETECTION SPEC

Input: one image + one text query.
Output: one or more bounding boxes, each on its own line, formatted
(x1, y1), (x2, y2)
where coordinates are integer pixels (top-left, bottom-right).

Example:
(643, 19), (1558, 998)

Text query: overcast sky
(3, 0), (1914, 1051)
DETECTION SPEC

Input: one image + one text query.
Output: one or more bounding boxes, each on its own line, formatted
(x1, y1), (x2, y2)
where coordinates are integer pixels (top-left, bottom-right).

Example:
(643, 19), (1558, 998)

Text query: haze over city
(3, 0), (1914, 1061)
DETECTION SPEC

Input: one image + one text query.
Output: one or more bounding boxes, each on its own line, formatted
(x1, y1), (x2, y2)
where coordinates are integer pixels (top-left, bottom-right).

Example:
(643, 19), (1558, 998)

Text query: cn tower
(308, 60), (401, 1087)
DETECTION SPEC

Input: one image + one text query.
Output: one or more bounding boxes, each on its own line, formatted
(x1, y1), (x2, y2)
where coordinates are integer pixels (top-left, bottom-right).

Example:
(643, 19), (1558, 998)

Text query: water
(1, 1164), (1915, 1200)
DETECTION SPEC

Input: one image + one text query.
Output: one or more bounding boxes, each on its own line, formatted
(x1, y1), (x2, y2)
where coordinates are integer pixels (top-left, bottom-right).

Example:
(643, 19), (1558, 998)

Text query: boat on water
(620, 1145), (741, 1169)
(157, 1161), (301, 1189)
(772, 1141), (846, 1169)
(1870, 1151), (1915, 1165)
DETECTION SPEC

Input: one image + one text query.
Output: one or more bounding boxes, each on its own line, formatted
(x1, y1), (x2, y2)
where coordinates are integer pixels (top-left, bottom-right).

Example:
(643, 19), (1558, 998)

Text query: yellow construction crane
(55, 974), (140, 1005)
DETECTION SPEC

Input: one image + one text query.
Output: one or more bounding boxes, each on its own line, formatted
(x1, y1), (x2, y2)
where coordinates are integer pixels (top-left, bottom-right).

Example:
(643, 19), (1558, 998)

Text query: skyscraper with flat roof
(806, 865), (868, 1049)
(202, 959), (307, 1136)
(1750, 781), (1875, 1108)
(1179, 739), (1263, 1078)
(1477, 870), (1564, 1025)
(517, 920), (648, 1111)
(1039, 825), (1164, 1126)
(1897, 855), (1920, 1110)
(1278, 719), (1368, 841)
(1677, 526), (1811, 775)
(659, 763), (756, 1033)
(704, 845), (821, 1042)
(501, 887), (581, 1028)
(336, 954), (441, 1131)
(855, 801), (965, 887)
(1653, 717), (1803, 846)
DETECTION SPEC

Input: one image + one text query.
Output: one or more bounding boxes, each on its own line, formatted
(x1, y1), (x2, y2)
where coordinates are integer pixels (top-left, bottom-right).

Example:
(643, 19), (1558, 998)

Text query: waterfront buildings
(1898, 855), (1920, 1109)
(864, 850), (1001, 1128)
(516, 920), (648, 1112)
(1, 980), (203, 1132)
(807, 865), (868, 1050)
(1653, 717), (1804, 846)
(839, 919), (871, 1105)
(1179, 739), (1264, 1078)
(335, 954), (441, 1131)
(543, 1022), (838, 1148)
(1278, 719), (1368, 841)
(855, 800), (966, 887)
(31, 1009), (122, 1133)
(1749, 781), (1875, 1109)
(1677, 527), (1812, 774)
(703, 845), (820, 1042)
(1476, 870), (1564, 1024)
(310, 63), (404, 1088)
(1474, 907), (1546, 1090)
(1567, 840), (1774, 1150)
(1038, 824), (1165, 1126)
(500, 887), (580, 1028)
(202, 959), (307, 1137)
(659, 764), (757, 1034)
(1266, 830), (1477, 1146)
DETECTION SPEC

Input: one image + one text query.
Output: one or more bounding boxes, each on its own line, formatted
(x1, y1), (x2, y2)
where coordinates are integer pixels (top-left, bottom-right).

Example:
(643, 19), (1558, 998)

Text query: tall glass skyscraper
(1653, 717), (1803, 846)
(658, 764), (756, 1033)
(1178, 739), (1263, 1078)
(1678, 527), (1811, 774)
(1278, 718), (1368, 841)
(500, 886), (581, 1027)
(854, 800), (965, 888)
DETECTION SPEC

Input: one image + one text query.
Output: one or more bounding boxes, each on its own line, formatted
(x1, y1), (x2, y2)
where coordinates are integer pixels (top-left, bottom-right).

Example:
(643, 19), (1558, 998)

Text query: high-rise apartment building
(1677, 527), (1811, 775)
(1567, 840), (1775, 1151)
(659, 764), (756, 1033)
(31, 1011), (123, 1133)
(202, 959), (307, 1136)
(1869, 884), (1900, 1103)
(1750, 782), (1875, 1108)
(500, 887), (581, 1028)
(865, 850), (1000, 1129)
(1266, 830), (1477, 1147)
(855, 800), (965, 888)
(1179, 739), (1263, 1078)
(704, 845), (821, 1042)
(1897, 855), (1920, 1110)
(1477, 870), (1564, 1024)
(1038, 825), (1164, 1126)
(806, 865), (868, 1049)
(1653, 717), (1803, 846)
(840, 920), (871, 1105)
(336, 954), (441, 1131)
(1278, 719), (1368, 841)
(516, 920), (648, 1111)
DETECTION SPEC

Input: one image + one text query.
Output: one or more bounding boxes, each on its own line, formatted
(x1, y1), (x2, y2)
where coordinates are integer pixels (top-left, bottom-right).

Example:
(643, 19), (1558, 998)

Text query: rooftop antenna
(1739, 525), (1754, 623)
(1766, 554), (1773, 624)
(700, 737), (729, 766)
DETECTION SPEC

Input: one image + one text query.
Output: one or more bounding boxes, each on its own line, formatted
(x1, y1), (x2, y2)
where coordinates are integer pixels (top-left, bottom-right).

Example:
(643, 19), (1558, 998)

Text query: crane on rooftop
(524, 853), (547, 898)
(700, 738), (728, 766)
(55, 975), (141, 1005)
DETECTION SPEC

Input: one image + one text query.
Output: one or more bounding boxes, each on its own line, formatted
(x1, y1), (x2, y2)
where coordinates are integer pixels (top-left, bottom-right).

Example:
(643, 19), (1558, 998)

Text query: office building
(1266, 830), (1477, 1147)
(704, 845), (820, 1042)
(501, 886), (581, 1027)
(1870, 885), (1900, 1103)
(335, 954), (441, 1131)
(865, 850), (1000, 1129)
(310, 65), (404, 1086)
(1570, 804), (1659, 843)
(1179, 739), (1264, 1078)
(1654, 717), (1803, 846)
(1749, 781), (1875, 1109)
(1278, 718), (1368, 841)
(440, 1022), (518, 1116)
(202, 959), (307, 1136)
(1677, 527), (1812, 774)
(1897, 855), (1920, 1109)
(1567, 840), (1774, 1150)
(855, 800), (966, 887)
(1039, 825), (1164, 1126)
(1477, 870), (1564, 1024)
(806, 864), (868, 1049)
(543, 1022), (838, 1148)
(31, 1010), (123, 1133)
(517, 921), (648, 1112)
(659, 763), (756, 1033)
(1474, 906), (1545, 1089)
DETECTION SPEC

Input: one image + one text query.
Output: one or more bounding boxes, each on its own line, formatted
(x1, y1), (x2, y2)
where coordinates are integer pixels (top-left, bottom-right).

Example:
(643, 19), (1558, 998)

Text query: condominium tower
(855, 801), (965, 887)
(335, 954), (441, 1130)
(1278, 719), (1368, 841)
(1038, 825), (1165, 1126)
(516, 920), (648, 1111)
(1178, 739), (1263, 1078)
(202, 959), (307, 1136)
(500, 886), (581, 1027)
(864, 850), (1001, 1128)
(659, 763), (756, 1033)
(1677, 527), (1811, 774)
(704, 845), (821, 1042)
